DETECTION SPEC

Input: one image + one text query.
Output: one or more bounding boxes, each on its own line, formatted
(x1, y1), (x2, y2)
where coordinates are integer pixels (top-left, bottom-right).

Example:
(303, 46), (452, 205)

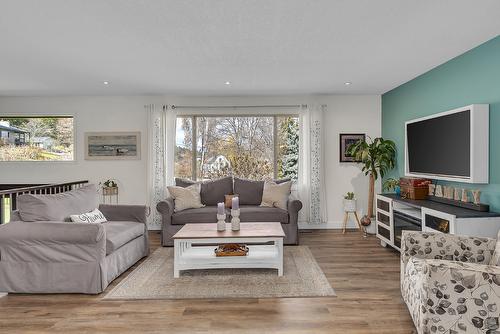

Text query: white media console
(376, 194), (500, 251)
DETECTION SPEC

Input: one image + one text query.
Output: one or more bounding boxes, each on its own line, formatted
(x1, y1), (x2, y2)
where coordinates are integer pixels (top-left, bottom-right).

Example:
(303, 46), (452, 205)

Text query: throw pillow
(70, 208), (107, 224)
(17, 184), (99, 222)
(260, 181), (292, 210)
(167, 183), (205, 212)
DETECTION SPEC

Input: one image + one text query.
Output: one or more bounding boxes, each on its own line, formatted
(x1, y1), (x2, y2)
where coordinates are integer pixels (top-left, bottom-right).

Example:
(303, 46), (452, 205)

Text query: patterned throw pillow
(70, 208), (107, 224)
(490, 230), (500, 266)
(260, 181), (292, 210)
(167, 183), (205, 212)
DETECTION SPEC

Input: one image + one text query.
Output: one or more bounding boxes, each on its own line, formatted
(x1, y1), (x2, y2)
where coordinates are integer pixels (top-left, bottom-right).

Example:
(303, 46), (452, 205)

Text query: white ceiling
(0, 0), (499, 96)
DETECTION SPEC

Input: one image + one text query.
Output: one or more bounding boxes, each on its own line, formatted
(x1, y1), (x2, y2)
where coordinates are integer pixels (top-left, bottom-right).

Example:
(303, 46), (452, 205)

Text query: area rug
(104, 246), (335, 299)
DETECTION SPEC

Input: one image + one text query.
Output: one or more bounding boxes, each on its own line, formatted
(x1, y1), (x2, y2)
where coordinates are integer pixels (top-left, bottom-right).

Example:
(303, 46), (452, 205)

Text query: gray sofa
(0, 185), (149, 294)
(157, 177), (302, 246)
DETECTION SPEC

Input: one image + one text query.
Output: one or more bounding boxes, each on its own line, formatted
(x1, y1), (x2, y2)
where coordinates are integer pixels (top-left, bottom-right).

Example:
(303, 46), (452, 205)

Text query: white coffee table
(172, 222), (285, 278)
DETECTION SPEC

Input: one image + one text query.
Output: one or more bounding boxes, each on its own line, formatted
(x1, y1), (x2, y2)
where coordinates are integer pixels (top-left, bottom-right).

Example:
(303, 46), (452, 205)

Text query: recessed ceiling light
(344, 82), (352, 86)
(103, 81), (109, 85)
(225, 81), (231, 85)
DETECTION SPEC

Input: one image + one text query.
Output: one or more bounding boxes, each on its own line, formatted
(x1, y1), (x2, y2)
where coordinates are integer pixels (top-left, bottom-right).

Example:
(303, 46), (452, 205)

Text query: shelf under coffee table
(172, 222), (285, 278)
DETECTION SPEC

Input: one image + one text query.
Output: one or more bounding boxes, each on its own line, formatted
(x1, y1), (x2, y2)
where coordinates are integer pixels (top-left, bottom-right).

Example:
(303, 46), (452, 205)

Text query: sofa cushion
(175, 177), (233, 206)
(200, 177), (233, 206)
(104, 221), (145, 255)
(234, 178), (291, 205)
(175, 178), (195, 188)
(17, 184), (99, 222)
(234, 178), (264, 205)
(171, 206), (221, 225)
(239, 205), (289, 224)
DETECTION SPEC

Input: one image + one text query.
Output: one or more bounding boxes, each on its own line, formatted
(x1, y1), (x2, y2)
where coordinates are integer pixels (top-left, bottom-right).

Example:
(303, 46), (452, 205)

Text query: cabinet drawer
(377, 198), (390, 213)
(377, 211), (390, 227)
(377, 225), (391, 241)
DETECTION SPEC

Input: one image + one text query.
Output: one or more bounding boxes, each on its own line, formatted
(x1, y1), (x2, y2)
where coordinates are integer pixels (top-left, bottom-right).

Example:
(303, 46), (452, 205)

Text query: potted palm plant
(347, 137), (396, 218)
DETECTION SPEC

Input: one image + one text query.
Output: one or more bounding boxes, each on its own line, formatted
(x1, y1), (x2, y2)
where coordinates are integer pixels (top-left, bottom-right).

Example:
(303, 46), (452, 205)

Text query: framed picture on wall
(84, 132), (141, 160)
(339, 133), (365, 162)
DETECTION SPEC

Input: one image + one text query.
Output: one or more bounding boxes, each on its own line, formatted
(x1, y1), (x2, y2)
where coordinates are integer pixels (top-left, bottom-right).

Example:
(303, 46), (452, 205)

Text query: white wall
(316, 95), (382, 229)
(0, 94), (380, 229)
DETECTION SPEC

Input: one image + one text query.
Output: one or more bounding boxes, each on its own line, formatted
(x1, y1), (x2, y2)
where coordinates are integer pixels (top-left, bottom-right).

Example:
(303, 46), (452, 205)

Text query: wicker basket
(214, 244), (249, 257)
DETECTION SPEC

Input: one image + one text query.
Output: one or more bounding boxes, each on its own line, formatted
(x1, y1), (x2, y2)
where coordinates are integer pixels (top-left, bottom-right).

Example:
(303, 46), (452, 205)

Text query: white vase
(343, 199), (356, 212)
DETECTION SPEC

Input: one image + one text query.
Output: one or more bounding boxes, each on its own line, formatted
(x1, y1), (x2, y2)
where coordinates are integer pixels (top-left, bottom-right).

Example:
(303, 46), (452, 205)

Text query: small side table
(342, 210), (363, 234)
(102, 186), (118, 204)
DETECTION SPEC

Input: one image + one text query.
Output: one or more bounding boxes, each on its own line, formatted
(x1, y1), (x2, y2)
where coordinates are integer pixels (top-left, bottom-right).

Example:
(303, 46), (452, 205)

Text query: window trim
(0, 114), (76, 163)
(175, 114), (299, 181)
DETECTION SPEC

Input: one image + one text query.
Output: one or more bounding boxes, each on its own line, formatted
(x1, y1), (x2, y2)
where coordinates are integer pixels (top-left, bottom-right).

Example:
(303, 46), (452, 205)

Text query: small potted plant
(100, 179), (118, 196)
(343, 192), (356, 212)
(383, 178), (400, 195)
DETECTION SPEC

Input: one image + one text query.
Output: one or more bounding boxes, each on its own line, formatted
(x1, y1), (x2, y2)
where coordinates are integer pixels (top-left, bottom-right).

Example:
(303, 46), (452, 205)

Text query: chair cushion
(175, 177), (233, 206)
(104, 221), (145, 255)
(17, 184), (99, 222)
(239, 205), (289, 224)
(171, 206), (220, 225)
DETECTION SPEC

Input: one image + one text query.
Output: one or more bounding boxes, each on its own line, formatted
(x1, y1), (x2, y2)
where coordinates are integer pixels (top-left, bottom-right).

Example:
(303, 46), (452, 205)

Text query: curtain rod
(169, 104), (305, 110)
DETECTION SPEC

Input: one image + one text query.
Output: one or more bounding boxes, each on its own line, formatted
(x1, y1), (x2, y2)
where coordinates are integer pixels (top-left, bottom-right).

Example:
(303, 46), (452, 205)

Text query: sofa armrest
(401, 231), (495, 269)
(99, 204), (147, 225)
(287, 199), (303, 214)
(0, 221), (105, 245)
(157, 198), (175, 218)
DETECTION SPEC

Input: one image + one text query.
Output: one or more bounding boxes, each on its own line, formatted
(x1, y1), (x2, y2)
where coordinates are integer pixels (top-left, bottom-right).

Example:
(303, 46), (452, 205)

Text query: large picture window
(0, 116), (74, 161)
(175, 115), (299, 181)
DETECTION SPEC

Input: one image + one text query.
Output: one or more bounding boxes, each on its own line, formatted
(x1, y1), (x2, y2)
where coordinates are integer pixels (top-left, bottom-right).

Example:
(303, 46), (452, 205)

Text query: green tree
(278, 117), (299, 180)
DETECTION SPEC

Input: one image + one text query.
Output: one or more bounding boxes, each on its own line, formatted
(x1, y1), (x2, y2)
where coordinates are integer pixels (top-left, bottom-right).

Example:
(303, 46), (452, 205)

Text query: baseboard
(298, 221), (357, 230)
(148, 222), (354, 231)
(148, 221), (358, 231)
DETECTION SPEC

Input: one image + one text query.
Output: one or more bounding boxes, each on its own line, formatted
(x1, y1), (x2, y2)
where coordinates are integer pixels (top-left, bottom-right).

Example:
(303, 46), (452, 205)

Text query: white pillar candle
(232, 196), (239, 210)
(217, 202), (225, 215)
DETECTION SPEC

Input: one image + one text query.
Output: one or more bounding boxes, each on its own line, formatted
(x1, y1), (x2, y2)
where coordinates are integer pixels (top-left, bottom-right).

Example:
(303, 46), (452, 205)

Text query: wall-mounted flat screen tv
(405, 104), (489, 184)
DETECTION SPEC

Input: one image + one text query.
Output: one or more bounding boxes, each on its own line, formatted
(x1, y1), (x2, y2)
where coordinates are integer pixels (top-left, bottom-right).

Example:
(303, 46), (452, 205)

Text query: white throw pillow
(260, 181), (292, 210)
(70, 208), (107, 224)
(167, 183), (205, 212)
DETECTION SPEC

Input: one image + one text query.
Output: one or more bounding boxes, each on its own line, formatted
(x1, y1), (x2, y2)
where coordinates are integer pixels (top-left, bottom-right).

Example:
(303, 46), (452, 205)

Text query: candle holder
(231, 209), (240, 231)
(217, 214), (226, 231)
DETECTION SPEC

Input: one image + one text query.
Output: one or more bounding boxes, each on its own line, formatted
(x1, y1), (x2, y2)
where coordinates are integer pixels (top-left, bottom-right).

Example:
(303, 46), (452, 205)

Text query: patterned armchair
(401, 230), (500, 334)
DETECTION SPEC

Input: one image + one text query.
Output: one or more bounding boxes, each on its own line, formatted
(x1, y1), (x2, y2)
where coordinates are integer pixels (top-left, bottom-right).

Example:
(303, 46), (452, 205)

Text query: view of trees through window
(175, 115), (299, 181)
(0, 116), (74, 161)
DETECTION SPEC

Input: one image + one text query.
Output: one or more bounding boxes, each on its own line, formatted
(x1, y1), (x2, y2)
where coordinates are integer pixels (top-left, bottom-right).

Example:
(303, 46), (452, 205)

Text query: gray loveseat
(0, 184), (149, 294)
(157, 177), (302, 246)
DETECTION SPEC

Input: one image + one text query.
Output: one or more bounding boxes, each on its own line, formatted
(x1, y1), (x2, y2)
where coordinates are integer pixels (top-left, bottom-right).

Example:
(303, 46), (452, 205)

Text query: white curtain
(146, 104), (177, 230)
(298, 104), (327, 224)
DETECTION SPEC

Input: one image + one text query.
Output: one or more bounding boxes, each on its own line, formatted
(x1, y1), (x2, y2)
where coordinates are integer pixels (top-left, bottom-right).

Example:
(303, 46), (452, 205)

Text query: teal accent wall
(382, 36), (500, 212)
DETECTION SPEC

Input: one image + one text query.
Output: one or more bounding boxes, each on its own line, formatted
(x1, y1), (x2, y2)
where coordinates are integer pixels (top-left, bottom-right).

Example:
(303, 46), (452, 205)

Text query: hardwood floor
(0, 230), (416, 333)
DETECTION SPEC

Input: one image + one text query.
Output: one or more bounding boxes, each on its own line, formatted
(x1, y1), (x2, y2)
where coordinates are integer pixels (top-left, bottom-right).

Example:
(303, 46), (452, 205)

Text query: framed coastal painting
(339, 133), (365, 162)
(84, 132), (141, 160)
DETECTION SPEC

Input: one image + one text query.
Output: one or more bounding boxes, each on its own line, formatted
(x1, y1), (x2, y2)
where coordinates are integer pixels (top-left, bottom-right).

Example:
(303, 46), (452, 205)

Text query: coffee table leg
(277, 238), (283, 276)
(174, 239), (180, 278)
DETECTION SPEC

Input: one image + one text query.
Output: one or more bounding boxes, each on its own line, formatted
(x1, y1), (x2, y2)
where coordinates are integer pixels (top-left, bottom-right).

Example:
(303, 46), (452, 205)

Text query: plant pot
(343, 199), (356, 212)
